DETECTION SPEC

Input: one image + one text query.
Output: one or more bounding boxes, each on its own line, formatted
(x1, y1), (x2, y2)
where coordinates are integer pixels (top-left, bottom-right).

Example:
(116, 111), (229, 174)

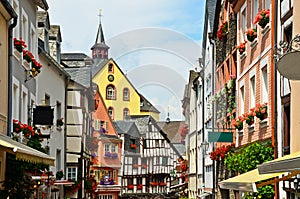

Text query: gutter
(5, 0), (18, 136)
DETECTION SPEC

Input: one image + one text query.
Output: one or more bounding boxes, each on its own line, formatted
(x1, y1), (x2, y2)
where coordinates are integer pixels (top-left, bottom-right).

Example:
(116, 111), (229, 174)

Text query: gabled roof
(156, 121), (186, 155)
(92, 58), (160, 115)
(113, 121), (140, 138)
(33, 0), (48, 10)
(64, 67), (91, 87)
(140, 94), (160, 113)
(128, 115), (182, 157)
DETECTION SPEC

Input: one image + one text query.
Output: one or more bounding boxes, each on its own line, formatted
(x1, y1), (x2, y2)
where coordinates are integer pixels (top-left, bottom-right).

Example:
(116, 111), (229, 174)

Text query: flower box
(111, 152), (118, 159)
(130, 143), (137, 149)
(150, 182), (159, 186)
(136, 184), (143, 190)
(253, 9), (270, 29)
(141, 164), (148, 169)
(243, 109), (255, 126)
(245, 28), (257, 42)
(127, 184), (134, 190)
(104, 152), (111, 158)
(236, 41), (247, 54)
(23, 50), (34, 63)
(159, 182), (167, 186)
(231, 116), (244, 131)
(255, 103), (268, 120)
(13, 38), (26, 53)
(133, 164), (139, 169)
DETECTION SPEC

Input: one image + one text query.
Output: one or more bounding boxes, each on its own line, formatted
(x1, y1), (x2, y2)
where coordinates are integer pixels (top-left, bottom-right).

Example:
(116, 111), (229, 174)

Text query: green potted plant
(255, 103), (268, 120)
(245, 28), (257, 42)
(56, 170), (64, 180)
(13, 38), (26, 52)
(57, 118), (64, 127)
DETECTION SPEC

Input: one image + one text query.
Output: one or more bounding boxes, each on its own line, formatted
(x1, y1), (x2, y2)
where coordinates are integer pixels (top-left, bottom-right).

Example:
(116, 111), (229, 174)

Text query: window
(56, 101), (61, 120)
(67, 167), (77, 181)
(108, 107), (114, 119)
(21, 10), (28, 43)
(123, 108), (130, 119)
(30, 25), (36, 53)
(12, 78), (19, 120)
(111, 144), (117, 153)
(123, 88), (129, 101)
(241, 7), (247, 40)
(56, 149), (61, 170)
(21, 86), (28, 124)
(45, 94), (50, 106)
(261, 67), (268, 103)
(250, 76), (256, 108)
(12, 0), (19, 39)
(162, 157), (168, 166)
(264, 0), (271, 10)
(240, 86), (245, 114)
(252, 0), (259, 23)
(106, 85), (116, 100)
(99, 195), (113, 199)
(104, 144), (110, 152)
(108, 63), (114, 73)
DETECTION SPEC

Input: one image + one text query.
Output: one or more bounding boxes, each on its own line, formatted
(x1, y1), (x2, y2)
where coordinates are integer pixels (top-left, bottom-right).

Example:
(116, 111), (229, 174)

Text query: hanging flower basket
(217, 21), (228, 41)
(245, 28), (257, 42)
(57, 118), (64, 126)
(236, 41), (247, 54)
(255, 103), (268, 120)
(253, 9), (270, 28)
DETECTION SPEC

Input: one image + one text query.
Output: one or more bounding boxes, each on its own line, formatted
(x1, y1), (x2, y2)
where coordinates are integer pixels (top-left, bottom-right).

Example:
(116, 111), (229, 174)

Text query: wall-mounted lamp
(201, 140), (209, 155)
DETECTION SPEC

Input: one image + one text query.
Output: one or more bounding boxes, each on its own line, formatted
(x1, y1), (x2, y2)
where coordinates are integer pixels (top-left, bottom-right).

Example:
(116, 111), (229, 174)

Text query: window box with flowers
(133, 164), (139, 169)
(150, 182), (159, 186)
(13, 38), (26, 53)
(130, 143), (137, 149)
(253, 9), (270, 29)
(255, 103), (268, 121)
(159, 182), (167, 187)
(236, 41), (247, 55)
(141, 164), (148, 169)
(217, 21), (228, 41)
(231, 116), (244, 131)
(243, 109), (255, 126)
(209, 143), (235, 161)
(23, 50), (34, 63)
(127, 184), (134, 190)
(245, 28), (257, 42)
(136, 184), (143, 190)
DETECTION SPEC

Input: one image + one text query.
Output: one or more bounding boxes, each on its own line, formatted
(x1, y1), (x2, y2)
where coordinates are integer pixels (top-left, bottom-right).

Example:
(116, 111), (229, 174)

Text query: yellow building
(91, 21), (160, 121)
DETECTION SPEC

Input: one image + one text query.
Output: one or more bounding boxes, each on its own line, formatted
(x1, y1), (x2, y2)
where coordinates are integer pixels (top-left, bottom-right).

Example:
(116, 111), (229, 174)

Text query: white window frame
(21, 85), (28, 124)
(12, 77), (20, 120)
(250, 71), (256, 108)
(240, 3), (247, 41)
(261, 66), (268, 104)
(239, 82), (245, 115)
(21, 8), (28, 43)
(12, 0), (20, 39)
(106, 86), (115, 100)
(67, 167), (77, 181)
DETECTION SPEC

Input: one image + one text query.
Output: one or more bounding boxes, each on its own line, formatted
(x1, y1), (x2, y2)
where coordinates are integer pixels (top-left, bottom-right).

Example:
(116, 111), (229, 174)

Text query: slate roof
(140, 94), (160, 113)
(113, 121), (140, 138)
(64, 67), (91, 87)
(156, 121), (186, 155)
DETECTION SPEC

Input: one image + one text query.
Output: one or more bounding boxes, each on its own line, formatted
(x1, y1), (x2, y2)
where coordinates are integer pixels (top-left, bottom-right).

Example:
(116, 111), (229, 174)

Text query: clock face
(108, 74), (114, 82)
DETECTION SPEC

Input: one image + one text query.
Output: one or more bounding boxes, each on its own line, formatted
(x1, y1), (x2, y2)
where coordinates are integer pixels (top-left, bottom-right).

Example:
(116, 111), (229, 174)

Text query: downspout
(272, 0), (279, 197)
(64, 76), (70, 178)
(7, 6), (18, 136)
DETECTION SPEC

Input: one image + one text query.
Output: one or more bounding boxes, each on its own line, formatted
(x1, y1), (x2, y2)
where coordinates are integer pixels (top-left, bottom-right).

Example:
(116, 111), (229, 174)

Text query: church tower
(91, 12), (109, 62)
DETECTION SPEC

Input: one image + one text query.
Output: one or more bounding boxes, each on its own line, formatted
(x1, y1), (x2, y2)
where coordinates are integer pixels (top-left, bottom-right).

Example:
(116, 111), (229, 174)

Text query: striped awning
(0, 134), (55, 165)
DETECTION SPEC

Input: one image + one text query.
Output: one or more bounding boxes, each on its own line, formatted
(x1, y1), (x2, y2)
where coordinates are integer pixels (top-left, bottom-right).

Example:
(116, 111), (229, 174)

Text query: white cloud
(47, 0), (204, 121)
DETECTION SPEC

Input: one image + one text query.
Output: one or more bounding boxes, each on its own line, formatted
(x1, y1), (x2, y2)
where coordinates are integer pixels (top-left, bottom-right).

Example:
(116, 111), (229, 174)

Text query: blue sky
(47, 0), (205, 121)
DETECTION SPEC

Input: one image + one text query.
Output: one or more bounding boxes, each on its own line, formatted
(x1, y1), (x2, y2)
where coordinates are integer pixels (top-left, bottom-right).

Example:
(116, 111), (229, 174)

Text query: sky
(47, 0), (205, 121)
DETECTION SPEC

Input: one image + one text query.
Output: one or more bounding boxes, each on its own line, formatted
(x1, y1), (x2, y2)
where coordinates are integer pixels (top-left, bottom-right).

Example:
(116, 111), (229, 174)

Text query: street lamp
(201, 140), (209, 155)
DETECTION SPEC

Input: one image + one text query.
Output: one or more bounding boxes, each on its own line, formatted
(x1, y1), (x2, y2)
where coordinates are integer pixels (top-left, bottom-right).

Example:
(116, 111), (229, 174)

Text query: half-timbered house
(115, 115), (183, 198)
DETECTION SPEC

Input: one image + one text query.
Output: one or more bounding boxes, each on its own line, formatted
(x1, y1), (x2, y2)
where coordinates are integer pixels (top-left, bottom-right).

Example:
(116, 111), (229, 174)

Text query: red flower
(236, 41), (247, 54)
(253, 9), (270, 27)
(217, 21), (228, 41)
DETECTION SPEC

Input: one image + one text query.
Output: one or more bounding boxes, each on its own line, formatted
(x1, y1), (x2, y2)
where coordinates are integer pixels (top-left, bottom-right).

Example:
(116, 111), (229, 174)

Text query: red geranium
(217, 21), (228, 41)
(209, 143), (235, 161)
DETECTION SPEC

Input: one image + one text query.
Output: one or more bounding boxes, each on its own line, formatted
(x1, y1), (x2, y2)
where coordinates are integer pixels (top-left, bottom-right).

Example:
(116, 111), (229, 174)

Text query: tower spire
(91, 9), (110, 61)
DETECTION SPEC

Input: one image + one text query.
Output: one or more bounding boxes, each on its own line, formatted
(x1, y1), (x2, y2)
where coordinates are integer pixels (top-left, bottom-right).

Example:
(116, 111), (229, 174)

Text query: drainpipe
(7, 4), (18, 137)
(272, 0), (279, 198)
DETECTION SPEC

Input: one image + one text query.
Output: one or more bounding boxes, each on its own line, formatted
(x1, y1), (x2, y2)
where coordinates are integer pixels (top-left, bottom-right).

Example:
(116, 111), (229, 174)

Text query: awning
(218, 169), (284, 192)
(258, 151), (300, 174)
(0, 134), (55, 165)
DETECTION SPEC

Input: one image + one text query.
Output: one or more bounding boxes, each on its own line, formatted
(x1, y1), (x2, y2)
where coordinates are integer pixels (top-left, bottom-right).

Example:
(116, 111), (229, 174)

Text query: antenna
(166, 106), (170, 124)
